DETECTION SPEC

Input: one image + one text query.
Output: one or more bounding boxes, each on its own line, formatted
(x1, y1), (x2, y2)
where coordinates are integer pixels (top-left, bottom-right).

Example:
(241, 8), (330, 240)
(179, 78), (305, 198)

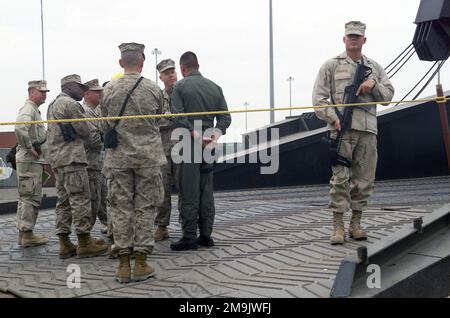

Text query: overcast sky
(1, 0), (448, 141)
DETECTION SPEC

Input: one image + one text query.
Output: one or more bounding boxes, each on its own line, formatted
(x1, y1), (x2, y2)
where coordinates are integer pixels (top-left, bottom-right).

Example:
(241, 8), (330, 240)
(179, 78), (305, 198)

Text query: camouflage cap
(61, 74), (88, 89)
(345, 21), (366, 36)
(83, 79), (103, 91)
(118, 42), (145, 54)
(28, 80), (49, 92)
(157, 59), (175, 73)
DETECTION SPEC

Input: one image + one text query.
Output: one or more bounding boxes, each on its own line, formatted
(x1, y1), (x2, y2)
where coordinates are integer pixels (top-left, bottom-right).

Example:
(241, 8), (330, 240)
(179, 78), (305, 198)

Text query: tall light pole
(40, 0), (46, 80)
(244, 102), (249, 132)
(287, 76), (294, 117)
(152, 48), (162, 85)
(269, 0), (275, 124)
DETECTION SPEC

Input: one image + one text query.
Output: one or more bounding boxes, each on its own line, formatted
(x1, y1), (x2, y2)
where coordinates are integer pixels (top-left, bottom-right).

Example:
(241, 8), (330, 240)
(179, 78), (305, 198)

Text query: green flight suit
(171, 70), (231, 239)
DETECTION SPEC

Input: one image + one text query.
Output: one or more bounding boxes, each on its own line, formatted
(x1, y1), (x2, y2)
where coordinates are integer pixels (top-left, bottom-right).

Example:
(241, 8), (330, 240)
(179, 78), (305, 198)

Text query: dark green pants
(178, 161), (215, 239)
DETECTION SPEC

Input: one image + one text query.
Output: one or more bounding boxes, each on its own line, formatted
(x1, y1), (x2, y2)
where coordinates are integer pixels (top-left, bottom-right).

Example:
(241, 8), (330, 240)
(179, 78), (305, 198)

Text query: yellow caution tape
(0, 97), (448, 126)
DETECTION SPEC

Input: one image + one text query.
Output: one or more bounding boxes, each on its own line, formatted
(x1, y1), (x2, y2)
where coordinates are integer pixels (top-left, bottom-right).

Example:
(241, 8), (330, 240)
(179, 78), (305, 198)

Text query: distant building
(0, 131), (17, 148)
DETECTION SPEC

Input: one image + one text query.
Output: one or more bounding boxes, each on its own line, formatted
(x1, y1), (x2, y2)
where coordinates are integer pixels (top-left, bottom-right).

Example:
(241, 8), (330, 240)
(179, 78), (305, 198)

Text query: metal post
(436, 83), (450, 171)
(40, 0), (45, 80)
(269, 0), (275, 124)
(152, 48), (162, 85)
(287, 76), (294, 117)
(244, 102), (249, 132)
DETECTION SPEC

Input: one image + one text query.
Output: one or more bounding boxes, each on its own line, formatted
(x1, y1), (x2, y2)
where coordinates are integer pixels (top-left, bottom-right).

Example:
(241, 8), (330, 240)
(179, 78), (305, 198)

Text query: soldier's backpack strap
(112, 76), (144, 129)
(103, 77), (144, 149)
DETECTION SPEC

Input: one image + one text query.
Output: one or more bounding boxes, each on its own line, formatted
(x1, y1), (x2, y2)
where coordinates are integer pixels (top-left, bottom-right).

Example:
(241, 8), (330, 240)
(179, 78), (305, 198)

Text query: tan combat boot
(133, 253), (155, 282)
(116, 254), (131, 283)
(76, 233), (108, 258)
(349, 210), (367, 240)
(154, 226), (169, 241)
(330, 212), (345, 245)
(21, 231), (49, 248)
(58, 234), (78, 259)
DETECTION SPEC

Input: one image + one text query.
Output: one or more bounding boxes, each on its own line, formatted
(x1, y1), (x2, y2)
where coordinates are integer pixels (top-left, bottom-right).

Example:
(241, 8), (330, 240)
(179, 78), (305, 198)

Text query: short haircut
(180, 51), (199, 69)
(121, 51), (144, 67)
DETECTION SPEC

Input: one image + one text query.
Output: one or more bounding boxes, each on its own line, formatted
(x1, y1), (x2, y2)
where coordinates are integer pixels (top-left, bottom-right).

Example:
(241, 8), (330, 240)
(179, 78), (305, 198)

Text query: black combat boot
(197, 235), (215, 247)
(170, 238), (198, 251)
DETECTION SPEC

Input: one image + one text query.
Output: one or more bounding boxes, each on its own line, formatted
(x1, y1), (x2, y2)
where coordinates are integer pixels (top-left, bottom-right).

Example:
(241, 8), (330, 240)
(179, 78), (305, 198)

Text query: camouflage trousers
(105, 167), (163, 256)
(329, 129), (378, 213)
(87, 169), (108, 227)
(101, 168), (114, 239)
(16, 162), (43, 232)
(155, 156), (177, 227)
(99, 172), (108, 225)
(54, 164), (93, 235)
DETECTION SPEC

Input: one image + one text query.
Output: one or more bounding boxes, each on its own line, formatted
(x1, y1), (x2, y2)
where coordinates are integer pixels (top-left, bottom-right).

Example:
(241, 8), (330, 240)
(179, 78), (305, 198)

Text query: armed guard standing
(312, 21), (394, 245)
(154, 59), (178, 242)
(101, 43), (166, 283)
(47, 74), (108, 258)
(14, 80), (50, 247)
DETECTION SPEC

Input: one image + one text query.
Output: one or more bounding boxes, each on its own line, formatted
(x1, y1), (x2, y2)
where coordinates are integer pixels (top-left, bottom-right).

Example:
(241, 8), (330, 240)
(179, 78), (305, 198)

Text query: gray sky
(1, 0), (448, 142)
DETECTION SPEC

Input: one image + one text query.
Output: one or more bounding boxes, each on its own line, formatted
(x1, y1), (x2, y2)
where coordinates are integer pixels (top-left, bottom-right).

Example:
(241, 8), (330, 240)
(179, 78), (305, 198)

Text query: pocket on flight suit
(18, 176), (35, 196)
(66, 171), (86, 194)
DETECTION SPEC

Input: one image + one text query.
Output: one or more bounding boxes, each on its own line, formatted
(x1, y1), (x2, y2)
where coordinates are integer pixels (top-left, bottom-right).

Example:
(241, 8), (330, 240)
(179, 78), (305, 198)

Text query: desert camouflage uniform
(101, 73), (166, 256)
(155, 88), (177, 228)
(47, 93), (94, 235)
(313, 52), (394, 213)
(15, 100), (48, 232)
(82, 102), (108, 227)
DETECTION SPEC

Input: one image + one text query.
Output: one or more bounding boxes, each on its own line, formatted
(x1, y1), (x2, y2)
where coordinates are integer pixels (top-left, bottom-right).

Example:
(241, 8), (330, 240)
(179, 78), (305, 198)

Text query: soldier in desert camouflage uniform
(47, 74), (108, 259)
(15, 80), (50, 247)
(154, 58), (178, 242)
(312, 21), (394, 245)
(101, 43), (166, 283)
(82, 79), (108, 233)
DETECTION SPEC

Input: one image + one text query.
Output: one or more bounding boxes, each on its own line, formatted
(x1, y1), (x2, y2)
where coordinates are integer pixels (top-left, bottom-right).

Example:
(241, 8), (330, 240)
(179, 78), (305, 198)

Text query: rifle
(322, 61), (372, 167)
